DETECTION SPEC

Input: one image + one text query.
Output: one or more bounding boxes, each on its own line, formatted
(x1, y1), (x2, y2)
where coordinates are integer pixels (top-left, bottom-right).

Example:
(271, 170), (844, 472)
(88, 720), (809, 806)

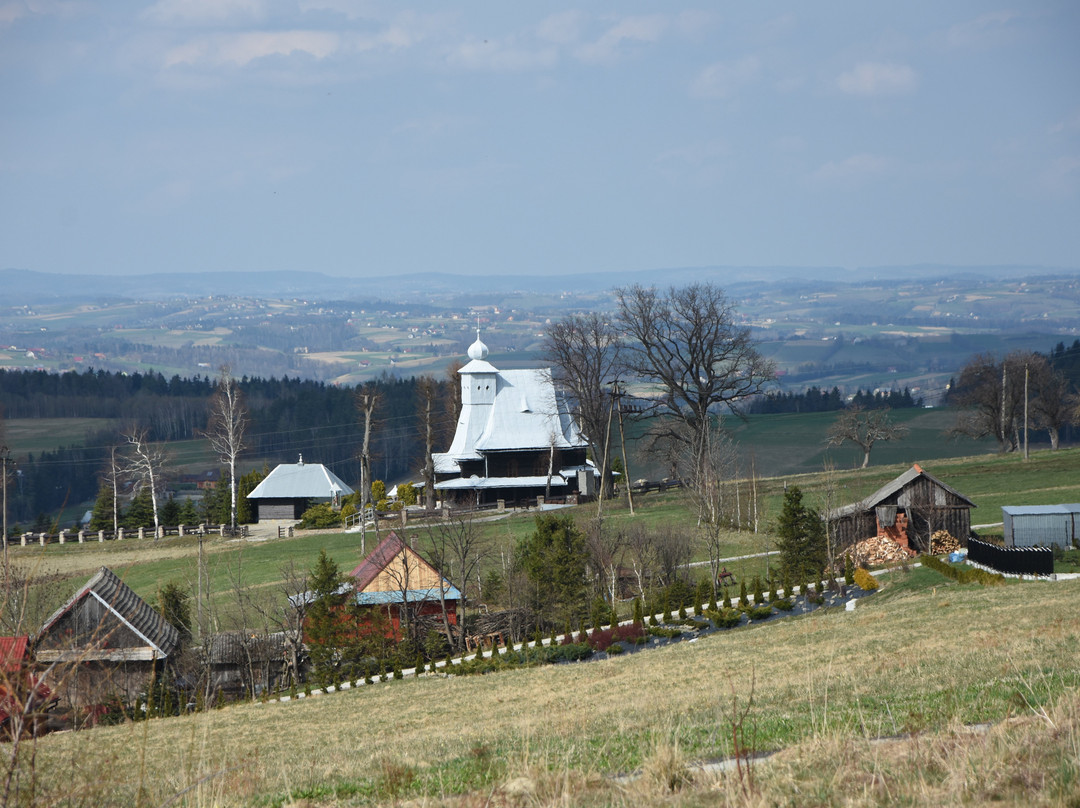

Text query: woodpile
(931, 530), (961, 554)
(846, 534), (916, 567)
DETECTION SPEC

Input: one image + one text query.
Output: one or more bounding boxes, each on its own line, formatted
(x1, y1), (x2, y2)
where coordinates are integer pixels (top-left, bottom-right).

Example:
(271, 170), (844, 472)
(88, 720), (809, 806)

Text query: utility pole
(1, 445), (10, 578)
(614, 382), (635, 516)
(595, 385), (616, 518)
(1024, 364), (1030, 461)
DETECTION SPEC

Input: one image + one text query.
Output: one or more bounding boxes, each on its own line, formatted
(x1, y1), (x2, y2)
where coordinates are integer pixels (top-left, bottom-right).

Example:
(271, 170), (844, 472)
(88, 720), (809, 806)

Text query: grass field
(16, 565), (1080, 806)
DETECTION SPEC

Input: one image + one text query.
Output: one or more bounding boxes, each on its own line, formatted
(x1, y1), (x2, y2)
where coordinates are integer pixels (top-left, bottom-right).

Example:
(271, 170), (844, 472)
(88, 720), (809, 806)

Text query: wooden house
(828, 464), (976, 554)
(347, 532), (462, 641)
(34, 567), (180, 711)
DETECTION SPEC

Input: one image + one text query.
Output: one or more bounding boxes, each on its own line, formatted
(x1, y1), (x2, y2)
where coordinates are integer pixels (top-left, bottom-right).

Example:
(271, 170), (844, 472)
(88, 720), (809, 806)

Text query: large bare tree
(425, 514), (488, 652)
(826, 406), (908, 468)
(615, 283), (775, 480)
(543, 313), (623, 498)
(416, 376), (441, 511)
(948, 351), (1070, 452)
(202, 366), (248, 530)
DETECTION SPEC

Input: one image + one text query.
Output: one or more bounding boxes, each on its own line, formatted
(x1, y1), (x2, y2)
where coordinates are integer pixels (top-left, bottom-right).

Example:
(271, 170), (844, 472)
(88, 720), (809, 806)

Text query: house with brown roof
(347, 532), (461, 641)
(34, 567), (180, 710)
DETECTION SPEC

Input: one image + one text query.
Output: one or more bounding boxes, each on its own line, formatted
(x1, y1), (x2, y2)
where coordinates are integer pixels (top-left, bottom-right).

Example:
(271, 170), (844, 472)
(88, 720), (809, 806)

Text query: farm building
(33, 567), (180, 710)
(1002, 504), (1080, 548)
(347, 532), (461, 642)
(203, 631), (291, 698)
(828, 464), (976, 553)
(0, 636), (54, 737)
(433, 330), (596, 506)
(247, 455), (353, 522)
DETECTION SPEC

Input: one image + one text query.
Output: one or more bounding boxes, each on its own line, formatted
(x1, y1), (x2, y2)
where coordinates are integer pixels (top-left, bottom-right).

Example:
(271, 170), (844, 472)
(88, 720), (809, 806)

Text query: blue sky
(2, 1), (1078, 279)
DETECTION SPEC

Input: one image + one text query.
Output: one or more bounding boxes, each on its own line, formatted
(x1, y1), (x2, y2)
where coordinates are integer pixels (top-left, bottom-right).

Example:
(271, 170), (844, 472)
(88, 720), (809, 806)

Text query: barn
(828, 464), (976, 554)
(34, 567), (180, 711)
(1002, 504), (1080, 548)
(247, 455), (353, 522)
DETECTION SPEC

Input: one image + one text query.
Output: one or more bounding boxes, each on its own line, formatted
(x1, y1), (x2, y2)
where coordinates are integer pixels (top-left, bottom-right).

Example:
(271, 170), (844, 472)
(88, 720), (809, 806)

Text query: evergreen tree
(88, 484), (117, 532)
(159, 496), (180, 527)
(178, 497), (200, 525)
(775, 485), (828, 583)
(123, 487), (155, 529)
(305, 549), (360, 688)
(236, 466), (267, 524)
(516, 514), (589, 626)
(153, 581), (192, 647)
(632, 598), (644, 625)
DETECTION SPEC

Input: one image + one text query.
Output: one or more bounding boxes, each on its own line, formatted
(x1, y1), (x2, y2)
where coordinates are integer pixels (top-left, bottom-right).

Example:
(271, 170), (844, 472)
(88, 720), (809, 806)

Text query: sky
(1, 1), (1079, 279)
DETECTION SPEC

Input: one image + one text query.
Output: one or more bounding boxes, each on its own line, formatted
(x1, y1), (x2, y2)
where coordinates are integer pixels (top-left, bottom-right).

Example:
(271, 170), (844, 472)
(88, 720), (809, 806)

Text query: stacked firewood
(847, 534), (916, 567)
(930, 530), (961, 554)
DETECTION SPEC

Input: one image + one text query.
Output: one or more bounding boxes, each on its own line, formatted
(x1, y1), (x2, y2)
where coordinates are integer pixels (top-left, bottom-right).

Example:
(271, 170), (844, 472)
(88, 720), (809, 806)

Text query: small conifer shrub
(852, 567), (879, 591)
(844, 554), (855, 586)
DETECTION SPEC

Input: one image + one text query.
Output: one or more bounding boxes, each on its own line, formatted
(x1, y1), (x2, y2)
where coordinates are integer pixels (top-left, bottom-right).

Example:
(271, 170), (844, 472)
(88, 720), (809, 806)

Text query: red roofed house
(348, 532), (462, 642)
(0, 636), (54, 738)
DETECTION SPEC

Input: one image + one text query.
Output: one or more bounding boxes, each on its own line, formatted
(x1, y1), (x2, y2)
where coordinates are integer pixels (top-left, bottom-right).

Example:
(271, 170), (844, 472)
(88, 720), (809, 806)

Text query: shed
(34, 567), (180, 710)
(1002, 504), (1080, 548)
(247, 455), (354, 522)
(828, 464), (976, 554)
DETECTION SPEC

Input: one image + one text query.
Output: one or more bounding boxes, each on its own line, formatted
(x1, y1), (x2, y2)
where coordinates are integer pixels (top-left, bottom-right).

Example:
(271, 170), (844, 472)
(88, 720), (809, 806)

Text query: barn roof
(37, 567), (180, 659)
(830, 464), (976, 519)
(248, 459), (354, 500)
(0, 636), (29, 674)
(1003, 504), (1080, 516)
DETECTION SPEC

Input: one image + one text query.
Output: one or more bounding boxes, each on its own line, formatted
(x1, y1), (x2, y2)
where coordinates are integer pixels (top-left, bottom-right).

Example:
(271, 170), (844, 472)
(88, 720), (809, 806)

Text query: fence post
(21, 533), (28, 546)
(78, 530), (86, 543)
(58, 529), (67, 544)
(117, 527), (124, 540)
(178, 523), (186, 537)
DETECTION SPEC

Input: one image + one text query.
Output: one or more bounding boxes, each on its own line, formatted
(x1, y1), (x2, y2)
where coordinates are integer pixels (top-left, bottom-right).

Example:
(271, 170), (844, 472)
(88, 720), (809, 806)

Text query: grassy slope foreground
(19, 568), (1080, 807)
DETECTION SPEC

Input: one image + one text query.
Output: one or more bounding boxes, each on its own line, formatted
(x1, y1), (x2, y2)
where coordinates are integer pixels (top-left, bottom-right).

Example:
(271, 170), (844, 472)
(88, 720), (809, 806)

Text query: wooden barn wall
(37, 601), (143, 652)
(365, 549), (444, 593)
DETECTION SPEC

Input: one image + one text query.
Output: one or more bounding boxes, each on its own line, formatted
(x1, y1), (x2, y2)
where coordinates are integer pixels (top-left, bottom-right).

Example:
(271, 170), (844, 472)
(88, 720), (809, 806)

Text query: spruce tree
(739, 580), (749, 607)
(775, 485), (828, 584)
(632, 598), (644, 625)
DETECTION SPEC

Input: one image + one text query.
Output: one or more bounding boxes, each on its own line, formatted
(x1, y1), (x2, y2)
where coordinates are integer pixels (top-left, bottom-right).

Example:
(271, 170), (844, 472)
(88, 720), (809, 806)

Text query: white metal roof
(435, 475), (569, 490)
(248, 461), (354, 499)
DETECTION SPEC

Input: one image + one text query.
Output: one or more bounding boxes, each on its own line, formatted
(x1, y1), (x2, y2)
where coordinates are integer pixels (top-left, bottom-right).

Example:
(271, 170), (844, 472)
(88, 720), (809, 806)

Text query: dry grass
(18, 571), (1080, 806)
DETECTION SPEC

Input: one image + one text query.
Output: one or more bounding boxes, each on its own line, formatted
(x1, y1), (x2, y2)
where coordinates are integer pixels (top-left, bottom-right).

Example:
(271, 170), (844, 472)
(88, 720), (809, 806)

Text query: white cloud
(143, 0), (265, 25)
(1049, 110), (1080, 136)
(810, 153), (890, 185)
(691, 56), (760, 99)
(163, 30), (339, 68)
(837, 62), (917, 96)
(0, 0), (83, 27)
(575, 15), (667, 64)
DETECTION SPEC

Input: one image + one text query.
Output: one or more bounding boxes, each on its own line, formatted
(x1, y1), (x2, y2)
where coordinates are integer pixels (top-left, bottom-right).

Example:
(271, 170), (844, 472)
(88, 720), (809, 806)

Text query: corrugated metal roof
(248, 461), (354, 500)
(355, 586), (462, 605)
(435, 475), (568, 490)
(1002, 504), (1080, 516)
(37, 567), (180, 658)
(0, 636), (29, 673)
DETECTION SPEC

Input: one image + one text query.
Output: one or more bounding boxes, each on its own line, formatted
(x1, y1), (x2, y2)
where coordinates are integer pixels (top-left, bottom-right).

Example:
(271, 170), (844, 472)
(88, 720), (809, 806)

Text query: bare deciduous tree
(425, 515), (488, 652)
(826, 406), (908, 468)
(416, 376), (440, 511)
(615, 283), (774, 480)
(543, 313), (623, 498)
(682, 422), (739, 598)
(355, 384), (379, 507)
(1029, 355), (1074, 450)
(202, 366), (248, 530)
(122, 427), (169, 532)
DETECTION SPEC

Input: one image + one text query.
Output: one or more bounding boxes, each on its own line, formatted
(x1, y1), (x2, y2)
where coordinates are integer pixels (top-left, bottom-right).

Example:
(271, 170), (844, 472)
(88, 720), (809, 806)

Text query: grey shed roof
(1003, 504), (1080, 516)
(37, 566), (180, 658)
(248, 460), (354, 500)
(830, 464), (976, 519)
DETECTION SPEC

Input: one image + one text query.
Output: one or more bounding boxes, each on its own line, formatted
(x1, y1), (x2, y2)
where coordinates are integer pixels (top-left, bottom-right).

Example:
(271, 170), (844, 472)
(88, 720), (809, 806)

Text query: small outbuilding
(34, 567), (180, 710)
(1002, 504), (1080, 548)
(828, 464), (976, 554)
(247, 455), (354, 522)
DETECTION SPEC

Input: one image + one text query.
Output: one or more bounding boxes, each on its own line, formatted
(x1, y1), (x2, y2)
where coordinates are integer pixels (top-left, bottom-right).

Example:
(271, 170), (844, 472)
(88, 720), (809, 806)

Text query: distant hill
(2, 264), (1077, 306)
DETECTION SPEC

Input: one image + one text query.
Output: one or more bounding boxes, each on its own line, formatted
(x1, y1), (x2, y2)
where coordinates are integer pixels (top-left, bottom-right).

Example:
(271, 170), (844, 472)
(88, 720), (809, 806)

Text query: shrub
(752, 575), (764, 604)
(297, 503), (342, 529)
(853, 567), (879, 591)
(919, 554), (1005, 586)
(739, 581), (749, 607)
(632, 598), (644, 625)
(844, 554), (855, 586)
(772, 598), (794, 611)
(606, 643), (624, 655)
(648, 626), (683, 639)
(706, 608), (743, 629)
(747, 604), (774, 621)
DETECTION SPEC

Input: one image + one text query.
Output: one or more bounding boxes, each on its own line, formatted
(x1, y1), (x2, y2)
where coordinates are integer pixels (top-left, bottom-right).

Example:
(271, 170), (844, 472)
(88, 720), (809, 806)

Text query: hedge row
(919, 554), (1005, 585)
